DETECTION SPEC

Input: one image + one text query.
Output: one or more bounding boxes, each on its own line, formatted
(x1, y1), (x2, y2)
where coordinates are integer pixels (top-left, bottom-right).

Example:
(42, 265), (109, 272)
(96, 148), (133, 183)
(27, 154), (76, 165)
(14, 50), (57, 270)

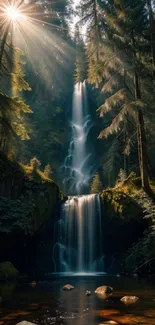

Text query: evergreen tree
(44, 163), (52, 178)
(81, 0), (154, 191)
(90, 172), (102, 193)
(74, 25), (87, 82)
(78, 0), (103, 85)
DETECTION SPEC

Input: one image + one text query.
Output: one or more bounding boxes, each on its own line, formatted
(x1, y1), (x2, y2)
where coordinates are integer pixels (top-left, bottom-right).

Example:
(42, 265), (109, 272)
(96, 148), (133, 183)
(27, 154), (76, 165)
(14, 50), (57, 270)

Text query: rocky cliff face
(0, 153), (61, 275)
(100, 187), (147, 273)
(0, 153), (60, 234)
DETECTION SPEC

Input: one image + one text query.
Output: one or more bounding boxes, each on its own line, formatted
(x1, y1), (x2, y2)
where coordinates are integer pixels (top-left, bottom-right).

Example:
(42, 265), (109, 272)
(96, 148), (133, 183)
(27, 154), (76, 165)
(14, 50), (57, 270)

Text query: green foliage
(74, 26), (87, 83)
(44, 163), (52, 179)
(79, 0), (155, 190)
(101, 188), (127, 215)
(122, 231), (155, 274)
(90, 173), (103, 193)
(0, 262), (18, 280)
(116, 168), (127, 186)
(30, 157), (41, 170)
(0, 196), (34, 234)
(0, 41), (32, 157)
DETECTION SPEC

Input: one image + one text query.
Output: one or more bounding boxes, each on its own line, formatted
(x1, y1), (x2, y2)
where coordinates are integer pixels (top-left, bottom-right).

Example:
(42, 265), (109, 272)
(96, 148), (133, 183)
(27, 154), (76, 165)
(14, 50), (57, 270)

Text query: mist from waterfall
(62, 81), (95, 195)
(53, 194), (104, 274)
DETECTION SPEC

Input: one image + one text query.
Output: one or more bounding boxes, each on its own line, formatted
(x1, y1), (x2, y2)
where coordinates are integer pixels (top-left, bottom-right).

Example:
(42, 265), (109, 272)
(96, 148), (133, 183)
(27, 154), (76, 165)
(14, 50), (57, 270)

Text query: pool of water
(0, 275), (155, 325)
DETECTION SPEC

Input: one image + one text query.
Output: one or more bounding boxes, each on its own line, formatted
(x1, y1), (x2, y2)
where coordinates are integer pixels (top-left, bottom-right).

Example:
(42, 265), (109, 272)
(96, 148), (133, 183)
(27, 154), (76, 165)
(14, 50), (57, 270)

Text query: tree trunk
(0, 24), (10, 68)
(135, 70), (150, 191)
(137, 107), (150, 191)
(135, 71), (150, 191)
(132, 30), (150, 191)
(147, 0), (155, 93)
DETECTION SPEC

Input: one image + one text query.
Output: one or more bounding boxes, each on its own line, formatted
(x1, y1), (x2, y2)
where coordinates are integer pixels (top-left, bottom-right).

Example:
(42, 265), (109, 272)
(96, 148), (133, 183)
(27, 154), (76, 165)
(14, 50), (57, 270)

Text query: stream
(0, 275), (155, 325)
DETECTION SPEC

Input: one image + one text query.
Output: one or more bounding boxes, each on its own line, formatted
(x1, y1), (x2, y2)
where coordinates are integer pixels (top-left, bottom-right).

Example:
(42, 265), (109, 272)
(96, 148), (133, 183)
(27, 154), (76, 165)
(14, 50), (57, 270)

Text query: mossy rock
(0, 262), (19, 280)
(100, 188), (143, 221)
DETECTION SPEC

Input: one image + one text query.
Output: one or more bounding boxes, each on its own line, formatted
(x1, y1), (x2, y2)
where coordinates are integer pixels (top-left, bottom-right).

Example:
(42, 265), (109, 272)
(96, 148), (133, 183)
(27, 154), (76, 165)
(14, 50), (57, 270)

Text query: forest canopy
(0, 0), (155, 193)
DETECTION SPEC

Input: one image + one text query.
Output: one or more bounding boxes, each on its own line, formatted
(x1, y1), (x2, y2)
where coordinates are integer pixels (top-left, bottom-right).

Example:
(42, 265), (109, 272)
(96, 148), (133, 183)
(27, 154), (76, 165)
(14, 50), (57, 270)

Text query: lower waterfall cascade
(53, 194), (104, 274)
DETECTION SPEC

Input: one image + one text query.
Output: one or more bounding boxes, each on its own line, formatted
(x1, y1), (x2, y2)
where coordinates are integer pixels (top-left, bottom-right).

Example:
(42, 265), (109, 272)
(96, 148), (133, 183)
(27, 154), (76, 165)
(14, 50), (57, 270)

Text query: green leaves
(0, 197), (33, 234)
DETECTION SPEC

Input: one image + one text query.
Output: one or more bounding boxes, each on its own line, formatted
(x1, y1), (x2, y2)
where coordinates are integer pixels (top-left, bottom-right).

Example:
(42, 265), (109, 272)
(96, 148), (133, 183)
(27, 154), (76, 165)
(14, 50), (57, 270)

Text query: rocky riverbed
(0, 275), (155, 325)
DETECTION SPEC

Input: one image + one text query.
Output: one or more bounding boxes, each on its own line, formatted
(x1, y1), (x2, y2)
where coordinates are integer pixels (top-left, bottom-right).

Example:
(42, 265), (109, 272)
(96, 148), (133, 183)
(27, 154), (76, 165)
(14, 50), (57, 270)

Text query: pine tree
(83, 0), (154, 191)
(0, 17), (32, 158)
(146, 0), (155, 93)
(90, 172), (102, 193)
(78, 0), (102, 85)
(74, 25), (87, 83)
(44, 163), (52, 178)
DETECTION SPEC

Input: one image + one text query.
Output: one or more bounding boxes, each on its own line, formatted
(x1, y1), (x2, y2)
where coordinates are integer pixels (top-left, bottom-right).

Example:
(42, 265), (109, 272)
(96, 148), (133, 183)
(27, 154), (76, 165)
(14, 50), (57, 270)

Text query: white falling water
(62, 81), (95, 195)
(53, 194), (104, 274)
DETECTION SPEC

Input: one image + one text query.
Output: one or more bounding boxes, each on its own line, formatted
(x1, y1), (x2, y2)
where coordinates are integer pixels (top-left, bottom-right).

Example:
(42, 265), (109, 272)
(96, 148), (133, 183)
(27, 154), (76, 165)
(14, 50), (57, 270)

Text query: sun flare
(6, 6), (20, 21)
(6, 7), (20, 20)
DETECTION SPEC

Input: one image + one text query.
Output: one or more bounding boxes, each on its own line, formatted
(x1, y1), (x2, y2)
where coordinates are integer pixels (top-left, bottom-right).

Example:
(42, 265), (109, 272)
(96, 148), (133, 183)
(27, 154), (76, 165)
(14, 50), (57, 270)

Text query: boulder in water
(86, 290), (91, 296)
(29, 281), (37, 287)
(116, 274), (121, 278)
(99, 321), (118, 325)
(121, 296), (139, 304)
(133, 273), (138, 278)
(62, 284), (74, 291)
(0, 261), (18, 280)
(95, 286), (114, 299)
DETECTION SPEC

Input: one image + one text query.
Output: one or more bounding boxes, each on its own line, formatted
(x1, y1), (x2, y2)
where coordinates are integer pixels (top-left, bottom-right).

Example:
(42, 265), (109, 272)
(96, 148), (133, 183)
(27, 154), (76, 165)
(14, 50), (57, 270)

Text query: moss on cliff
(0, 153), (60, 234)
(0, 262), (18, 280)
(100, 185), (148, 273)
(100, 185), (142, 222)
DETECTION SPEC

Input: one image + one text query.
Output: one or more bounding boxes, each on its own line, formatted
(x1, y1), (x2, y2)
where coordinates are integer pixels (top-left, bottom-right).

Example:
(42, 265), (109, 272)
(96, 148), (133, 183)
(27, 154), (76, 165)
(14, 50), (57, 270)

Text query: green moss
(0, 153), (62, 234)
(0, 262), (18, 280)
(100, 186), (142, 221)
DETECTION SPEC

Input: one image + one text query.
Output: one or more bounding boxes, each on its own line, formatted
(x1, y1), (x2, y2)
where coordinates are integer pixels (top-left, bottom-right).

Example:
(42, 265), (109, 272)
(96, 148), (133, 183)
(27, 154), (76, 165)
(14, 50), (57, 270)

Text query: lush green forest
(1, 0), (155, 191)
(0, 0), (155, 278)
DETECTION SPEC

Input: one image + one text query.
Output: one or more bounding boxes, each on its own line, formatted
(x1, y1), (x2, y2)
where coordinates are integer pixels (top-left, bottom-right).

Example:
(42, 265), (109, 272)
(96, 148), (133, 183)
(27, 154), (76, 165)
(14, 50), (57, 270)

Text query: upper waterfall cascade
(62, 81), (96, 195)
(53, 194), (104, 274)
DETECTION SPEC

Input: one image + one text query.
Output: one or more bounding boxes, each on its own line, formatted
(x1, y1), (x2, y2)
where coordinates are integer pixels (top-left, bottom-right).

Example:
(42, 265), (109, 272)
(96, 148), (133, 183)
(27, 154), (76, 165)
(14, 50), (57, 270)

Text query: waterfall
(62, 81), (96, 195)
(53, 194), (104, 274)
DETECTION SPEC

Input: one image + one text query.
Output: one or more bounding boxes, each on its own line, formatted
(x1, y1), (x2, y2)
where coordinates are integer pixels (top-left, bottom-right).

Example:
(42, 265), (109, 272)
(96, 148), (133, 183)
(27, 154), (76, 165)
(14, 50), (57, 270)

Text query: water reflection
(0, 276), (155, 325)
(59, 282), (96, 325)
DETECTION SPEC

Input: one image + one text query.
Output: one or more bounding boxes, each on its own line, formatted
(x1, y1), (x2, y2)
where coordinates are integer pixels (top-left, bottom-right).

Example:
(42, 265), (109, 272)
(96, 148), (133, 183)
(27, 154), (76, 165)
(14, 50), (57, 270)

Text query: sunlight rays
(0, 0), (75, 88)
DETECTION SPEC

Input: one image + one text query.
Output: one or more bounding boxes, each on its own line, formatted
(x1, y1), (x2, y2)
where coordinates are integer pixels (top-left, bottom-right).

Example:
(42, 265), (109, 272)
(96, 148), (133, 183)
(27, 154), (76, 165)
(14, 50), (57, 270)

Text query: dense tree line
(0, 0), (75, 187)
(77, 0), (155, 191)
(1, 0), (155, 193)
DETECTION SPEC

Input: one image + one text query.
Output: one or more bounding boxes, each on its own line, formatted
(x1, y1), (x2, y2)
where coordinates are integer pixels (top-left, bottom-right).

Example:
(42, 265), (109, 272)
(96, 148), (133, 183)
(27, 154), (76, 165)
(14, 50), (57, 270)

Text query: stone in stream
(99, 321), (118, 325)
(86, 290), (91, 296)
(62, 284), (74, 291)
(120, 296), (139, 304)
(95, 285), (113, 299)
(29, 281), (37, 287)
(116, 274), (121, 278)
(16, 320), (36, 325)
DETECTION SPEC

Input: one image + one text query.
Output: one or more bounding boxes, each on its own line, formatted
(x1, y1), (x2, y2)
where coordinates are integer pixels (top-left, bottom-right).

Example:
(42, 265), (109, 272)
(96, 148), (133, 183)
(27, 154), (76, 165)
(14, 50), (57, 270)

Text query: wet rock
(0, 261), (18, 280)
(86, 290), (91, 296)
(116, 274), (120, 278)
(95, 285), (113, 297)
(99, 321), (119, 325)
(62, 284), (74, 291)
(121, 296), (139, 304)
(29, 281), (37, 287)
(16, 320), (36, 325)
